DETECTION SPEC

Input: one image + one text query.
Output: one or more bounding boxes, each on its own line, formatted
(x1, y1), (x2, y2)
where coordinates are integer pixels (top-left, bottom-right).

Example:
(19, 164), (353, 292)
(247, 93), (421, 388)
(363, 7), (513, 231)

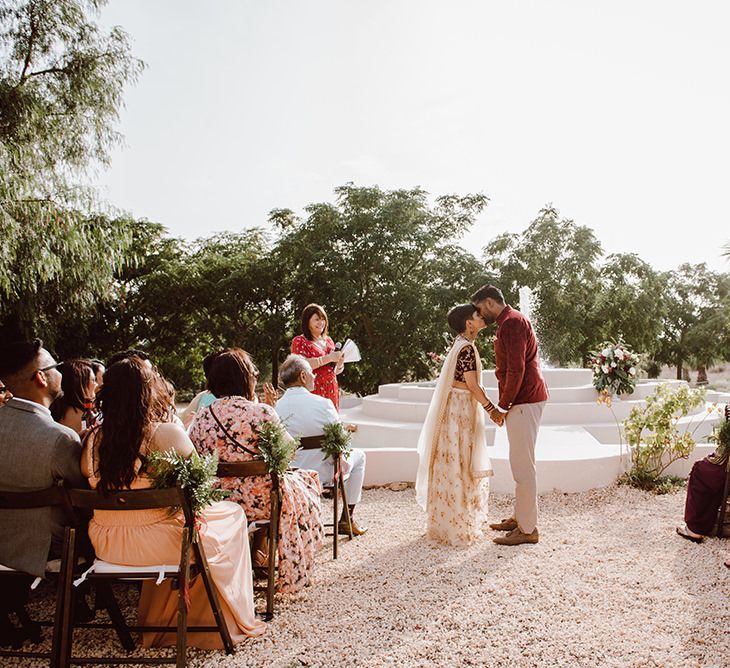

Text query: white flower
(601, 347), (611, 357)
(601, 364), (609, 374)
(615, 349), (624, 360)
(629, 367), (636, 376)
(610, 361), (617, 368)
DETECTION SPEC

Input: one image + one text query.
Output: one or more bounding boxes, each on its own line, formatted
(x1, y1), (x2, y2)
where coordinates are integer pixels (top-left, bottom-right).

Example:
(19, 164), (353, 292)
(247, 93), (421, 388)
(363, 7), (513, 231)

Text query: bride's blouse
(454, 345), (477, 382)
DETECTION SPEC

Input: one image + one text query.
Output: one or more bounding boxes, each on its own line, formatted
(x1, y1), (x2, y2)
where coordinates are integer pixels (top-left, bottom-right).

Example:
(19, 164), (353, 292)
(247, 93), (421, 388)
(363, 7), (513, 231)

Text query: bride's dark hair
(447, 303), (477, 334)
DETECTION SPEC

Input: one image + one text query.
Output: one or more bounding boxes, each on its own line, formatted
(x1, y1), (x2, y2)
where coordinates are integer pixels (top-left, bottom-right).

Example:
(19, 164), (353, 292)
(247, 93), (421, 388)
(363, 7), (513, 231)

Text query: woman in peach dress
(82, 356), (266, 649)
(189, 348), (323, 593)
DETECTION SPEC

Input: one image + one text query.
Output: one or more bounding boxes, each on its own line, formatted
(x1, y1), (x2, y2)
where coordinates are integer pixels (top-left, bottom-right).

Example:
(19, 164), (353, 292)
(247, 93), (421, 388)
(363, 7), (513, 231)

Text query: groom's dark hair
(470, 284), (505, 305)
(447, 304), (477, 334)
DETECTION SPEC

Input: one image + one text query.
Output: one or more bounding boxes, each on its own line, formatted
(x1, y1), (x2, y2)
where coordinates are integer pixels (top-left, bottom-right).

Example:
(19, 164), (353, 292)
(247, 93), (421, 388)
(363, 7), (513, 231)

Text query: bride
(416, 303), (503, 544)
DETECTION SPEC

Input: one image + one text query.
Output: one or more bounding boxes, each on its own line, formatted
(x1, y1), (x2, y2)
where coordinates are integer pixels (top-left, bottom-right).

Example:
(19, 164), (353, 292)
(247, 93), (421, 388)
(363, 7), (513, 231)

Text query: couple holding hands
(416, 285), (549, 547)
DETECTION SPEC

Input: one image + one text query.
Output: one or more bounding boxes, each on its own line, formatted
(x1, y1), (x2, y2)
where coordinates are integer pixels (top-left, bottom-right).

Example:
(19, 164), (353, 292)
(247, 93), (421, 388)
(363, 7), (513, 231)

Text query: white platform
(344, 371), (728, 493)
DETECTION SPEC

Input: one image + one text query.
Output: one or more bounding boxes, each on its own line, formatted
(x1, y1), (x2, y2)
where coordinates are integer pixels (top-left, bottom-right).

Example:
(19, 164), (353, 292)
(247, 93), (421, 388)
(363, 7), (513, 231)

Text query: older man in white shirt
(275, 354), (368, 536)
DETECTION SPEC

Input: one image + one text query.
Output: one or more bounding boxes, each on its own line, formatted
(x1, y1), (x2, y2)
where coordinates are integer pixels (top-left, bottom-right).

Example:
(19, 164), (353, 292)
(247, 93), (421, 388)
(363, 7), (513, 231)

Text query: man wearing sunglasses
(0, 339), (86, 581)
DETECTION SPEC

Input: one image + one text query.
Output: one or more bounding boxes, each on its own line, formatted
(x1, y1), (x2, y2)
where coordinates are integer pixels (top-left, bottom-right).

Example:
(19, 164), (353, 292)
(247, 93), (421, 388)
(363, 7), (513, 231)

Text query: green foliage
(622, 384), (706, 486)
(146, 449), (229, 519)
(654, 263), (730, 380)
(709, 418), (730, 461)
(618, 471), (686, 495)
(483, 205), (603, 366)
(320, 422), (352, 461)
(0, 0), (143, 346)
(591, 253), (666, 355)
(274, 183), (490, 394)
(256, 420), (298, 474)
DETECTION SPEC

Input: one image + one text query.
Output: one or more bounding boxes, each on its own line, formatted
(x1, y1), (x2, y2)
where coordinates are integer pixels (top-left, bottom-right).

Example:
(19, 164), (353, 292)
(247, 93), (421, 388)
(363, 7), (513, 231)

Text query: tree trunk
(696, 364), (708, 385)
(271, 345), (280, 389)
(676, 355), (683, 380)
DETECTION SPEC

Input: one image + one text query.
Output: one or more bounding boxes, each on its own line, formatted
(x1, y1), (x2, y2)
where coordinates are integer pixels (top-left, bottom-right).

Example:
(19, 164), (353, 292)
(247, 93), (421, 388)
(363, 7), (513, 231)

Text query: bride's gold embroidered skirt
(426, 389), (490, 545)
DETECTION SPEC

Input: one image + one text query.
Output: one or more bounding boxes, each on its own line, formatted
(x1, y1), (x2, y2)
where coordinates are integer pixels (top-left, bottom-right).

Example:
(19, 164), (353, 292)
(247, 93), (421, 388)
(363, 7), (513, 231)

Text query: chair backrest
(0, 481), (68, 510)
(299, 435), (324, 450)
(216, 459), (269, 478)
(67, 486), (191, 524)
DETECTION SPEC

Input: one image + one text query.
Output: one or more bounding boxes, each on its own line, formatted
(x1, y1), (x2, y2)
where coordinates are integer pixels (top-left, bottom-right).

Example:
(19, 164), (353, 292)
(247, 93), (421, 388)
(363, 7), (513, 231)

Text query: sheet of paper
(342, 339), (361, 363)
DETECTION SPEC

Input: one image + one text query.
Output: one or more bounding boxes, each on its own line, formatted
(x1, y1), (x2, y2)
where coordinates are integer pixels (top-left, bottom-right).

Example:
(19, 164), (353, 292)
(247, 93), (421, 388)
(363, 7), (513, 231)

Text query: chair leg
(96, 582), (135, 651)
(56, 527), (77, 668)
(333, 468), (339, 560)
(192, 540), (234, 653)
(338, 475), (354, 540)
(717, 467), (730, 537)
(265, 490), (279, 620)
(176, 528), (191, 668)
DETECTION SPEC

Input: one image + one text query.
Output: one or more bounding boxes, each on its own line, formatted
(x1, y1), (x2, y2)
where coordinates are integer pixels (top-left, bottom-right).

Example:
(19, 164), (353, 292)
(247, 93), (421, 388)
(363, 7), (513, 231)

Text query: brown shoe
(338, 520), (368, 536)
(493, 527), (539, 545)
(489, 517), (518, 532)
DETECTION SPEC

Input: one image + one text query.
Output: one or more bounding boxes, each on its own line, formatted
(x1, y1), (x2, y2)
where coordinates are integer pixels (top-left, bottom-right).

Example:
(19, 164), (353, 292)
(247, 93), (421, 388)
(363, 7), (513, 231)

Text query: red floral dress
(291, 334), (340, 410)
(189, 398), (323, 593)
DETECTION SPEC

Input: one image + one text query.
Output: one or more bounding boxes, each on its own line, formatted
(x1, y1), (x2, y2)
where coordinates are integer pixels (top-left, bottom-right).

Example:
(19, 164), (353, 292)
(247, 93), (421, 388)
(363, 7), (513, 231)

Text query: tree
(273, 184), (490, 395)
(0, 0), (143, 344)
(483, 205), (603, 366)
(655, 263), (730, 380)
(591, 253), (666, 357)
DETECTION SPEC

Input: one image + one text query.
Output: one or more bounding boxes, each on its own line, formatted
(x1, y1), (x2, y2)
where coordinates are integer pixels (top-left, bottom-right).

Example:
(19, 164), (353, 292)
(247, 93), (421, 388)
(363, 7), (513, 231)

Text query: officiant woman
(291, 304), (345, 410)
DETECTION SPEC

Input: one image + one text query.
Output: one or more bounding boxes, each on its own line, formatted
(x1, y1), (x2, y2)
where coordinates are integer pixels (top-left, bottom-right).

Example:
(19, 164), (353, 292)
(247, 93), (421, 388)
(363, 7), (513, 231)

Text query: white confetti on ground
(8, 485), (730, 668)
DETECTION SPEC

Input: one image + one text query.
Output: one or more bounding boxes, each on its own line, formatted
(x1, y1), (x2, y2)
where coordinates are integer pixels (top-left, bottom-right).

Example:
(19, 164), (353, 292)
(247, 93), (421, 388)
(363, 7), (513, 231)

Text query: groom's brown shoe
(493, 527), (539, 545)
(489, 517), (518, 532)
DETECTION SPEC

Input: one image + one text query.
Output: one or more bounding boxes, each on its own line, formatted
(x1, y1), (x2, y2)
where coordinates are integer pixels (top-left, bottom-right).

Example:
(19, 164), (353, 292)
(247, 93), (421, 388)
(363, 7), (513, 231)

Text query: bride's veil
(415, 336), (492, 510)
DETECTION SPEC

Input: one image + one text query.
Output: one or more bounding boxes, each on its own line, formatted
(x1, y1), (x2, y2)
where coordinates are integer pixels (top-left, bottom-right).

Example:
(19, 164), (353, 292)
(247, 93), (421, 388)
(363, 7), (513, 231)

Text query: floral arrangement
(590, 340), (641, 399)
(256, 419), (298, 474)
(146, 449), (229, 518)
(321, 422), (352, 461)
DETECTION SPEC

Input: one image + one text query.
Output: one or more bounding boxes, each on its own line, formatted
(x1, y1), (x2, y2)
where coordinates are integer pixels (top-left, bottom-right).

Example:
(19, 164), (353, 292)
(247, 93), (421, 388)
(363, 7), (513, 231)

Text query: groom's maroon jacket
(494, 305), (549, 411)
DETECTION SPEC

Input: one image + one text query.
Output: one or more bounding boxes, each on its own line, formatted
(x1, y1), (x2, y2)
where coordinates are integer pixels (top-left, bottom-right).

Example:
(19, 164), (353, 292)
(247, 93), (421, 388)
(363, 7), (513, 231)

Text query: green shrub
(622, 384), (708, 489)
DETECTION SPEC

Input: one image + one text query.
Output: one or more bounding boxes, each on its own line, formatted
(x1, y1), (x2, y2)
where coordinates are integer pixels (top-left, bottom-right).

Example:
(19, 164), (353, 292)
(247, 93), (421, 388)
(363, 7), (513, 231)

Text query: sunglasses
(30, 361), (64, 381)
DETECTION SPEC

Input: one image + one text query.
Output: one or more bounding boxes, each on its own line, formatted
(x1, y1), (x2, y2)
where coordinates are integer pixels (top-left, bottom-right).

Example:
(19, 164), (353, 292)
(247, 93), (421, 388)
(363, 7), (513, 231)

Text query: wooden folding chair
(0, 480), (77, 667)
(299, 436), (353, 559)
(216, 460), (280, 620)
(716, 457), (730, 538)
(59, 485), (234, 667)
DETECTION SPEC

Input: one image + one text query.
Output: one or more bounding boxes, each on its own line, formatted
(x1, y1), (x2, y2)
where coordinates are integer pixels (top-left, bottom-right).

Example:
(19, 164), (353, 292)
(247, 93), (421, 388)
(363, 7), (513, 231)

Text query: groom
(471, 285), (549, 546)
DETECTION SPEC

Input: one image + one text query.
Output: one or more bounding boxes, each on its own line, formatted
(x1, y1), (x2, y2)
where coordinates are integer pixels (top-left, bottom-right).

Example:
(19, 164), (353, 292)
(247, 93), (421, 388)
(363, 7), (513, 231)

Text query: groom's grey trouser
(505, 401), (546, 534)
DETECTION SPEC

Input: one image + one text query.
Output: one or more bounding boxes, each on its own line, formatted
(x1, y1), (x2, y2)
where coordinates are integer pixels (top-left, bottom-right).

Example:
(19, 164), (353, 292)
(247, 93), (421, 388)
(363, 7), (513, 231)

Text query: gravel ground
(7, 485), (730, 668)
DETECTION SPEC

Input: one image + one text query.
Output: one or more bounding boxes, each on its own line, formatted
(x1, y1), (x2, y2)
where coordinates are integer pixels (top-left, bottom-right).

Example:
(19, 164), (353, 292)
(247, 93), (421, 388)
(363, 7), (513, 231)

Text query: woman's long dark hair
(50, 360), (95, 423)
(95, 357), (159, 492)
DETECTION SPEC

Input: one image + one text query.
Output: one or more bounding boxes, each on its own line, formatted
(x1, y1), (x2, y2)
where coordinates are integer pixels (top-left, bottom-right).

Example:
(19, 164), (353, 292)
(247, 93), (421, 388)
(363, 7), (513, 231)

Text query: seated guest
(677, 404), (730, 543)
(0, 340), (87, 578)
(275, 354), (368, 536)
(180, 351), (219, 428)
(0, 380), (12, 406)
(106, 348), (152, 370)
(188, 348), (323, 593)
(82, 357), (266, 648)
(50, 359), (98, 434)
(89, 359), (105, 389)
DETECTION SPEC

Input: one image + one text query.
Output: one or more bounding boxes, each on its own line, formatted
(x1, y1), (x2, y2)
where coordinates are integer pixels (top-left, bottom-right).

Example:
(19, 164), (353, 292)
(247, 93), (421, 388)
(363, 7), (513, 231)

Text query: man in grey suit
(0, 339), (87, 578)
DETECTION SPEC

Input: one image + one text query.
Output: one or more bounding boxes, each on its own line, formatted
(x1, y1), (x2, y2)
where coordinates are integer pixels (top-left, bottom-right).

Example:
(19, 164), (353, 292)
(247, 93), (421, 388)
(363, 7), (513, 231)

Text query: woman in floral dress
(291, 303), (345, 410)
(189, 348), (323, 593)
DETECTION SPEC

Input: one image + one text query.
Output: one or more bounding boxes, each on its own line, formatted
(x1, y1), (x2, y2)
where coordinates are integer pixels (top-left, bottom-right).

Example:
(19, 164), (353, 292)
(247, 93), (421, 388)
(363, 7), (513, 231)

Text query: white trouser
(291, 447), (367, 505)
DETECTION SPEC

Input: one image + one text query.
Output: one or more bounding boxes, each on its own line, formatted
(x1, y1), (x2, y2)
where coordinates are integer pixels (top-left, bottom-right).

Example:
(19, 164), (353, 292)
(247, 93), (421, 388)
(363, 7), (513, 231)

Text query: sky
(96, 0), (730, 271)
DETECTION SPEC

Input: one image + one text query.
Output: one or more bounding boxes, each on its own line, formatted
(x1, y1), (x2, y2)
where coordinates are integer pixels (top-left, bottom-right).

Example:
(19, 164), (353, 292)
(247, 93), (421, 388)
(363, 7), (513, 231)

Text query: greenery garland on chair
(256, 420), (298, 474)
(321, 422), (352, 462)
(146, 449), (229, 520)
